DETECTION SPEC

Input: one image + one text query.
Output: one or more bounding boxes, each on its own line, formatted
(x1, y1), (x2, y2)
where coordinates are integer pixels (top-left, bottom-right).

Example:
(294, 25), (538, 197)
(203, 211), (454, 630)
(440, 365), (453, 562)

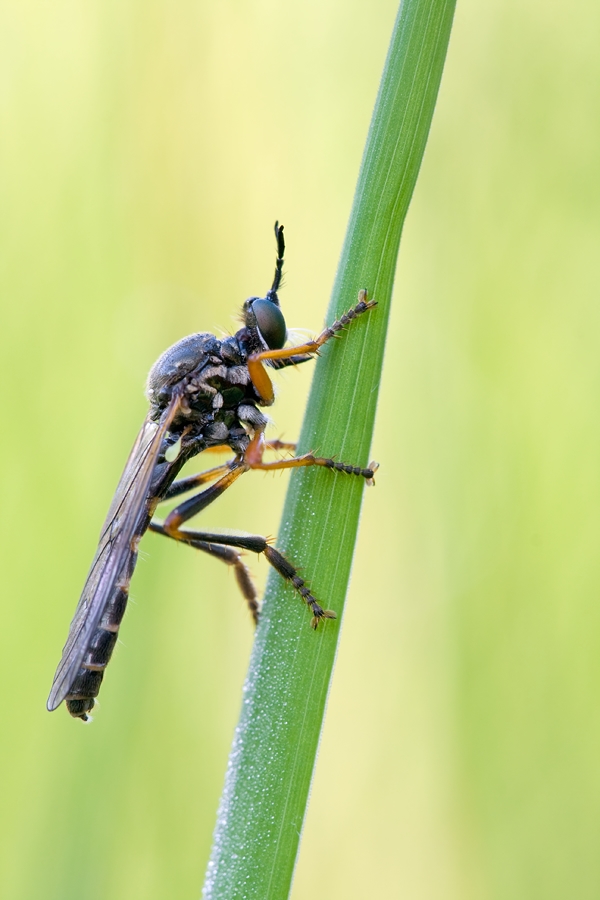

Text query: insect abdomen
(65, 585), (130, 720)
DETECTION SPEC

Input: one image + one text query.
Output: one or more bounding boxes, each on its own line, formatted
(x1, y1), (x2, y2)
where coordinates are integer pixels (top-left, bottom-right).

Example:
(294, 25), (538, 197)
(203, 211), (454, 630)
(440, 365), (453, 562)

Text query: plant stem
(203, 1), (456, 897)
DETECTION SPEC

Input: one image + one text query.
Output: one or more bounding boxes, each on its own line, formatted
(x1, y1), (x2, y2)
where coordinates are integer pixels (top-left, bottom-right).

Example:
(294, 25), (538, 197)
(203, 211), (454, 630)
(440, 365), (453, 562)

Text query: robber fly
(47, 224), (377, 721)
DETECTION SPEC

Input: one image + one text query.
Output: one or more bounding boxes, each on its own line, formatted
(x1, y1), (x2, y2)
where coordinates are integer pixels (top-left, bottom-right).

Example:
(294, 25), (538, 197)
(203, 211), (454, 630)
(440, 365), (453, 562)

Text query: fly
(47, 224), (377, 721)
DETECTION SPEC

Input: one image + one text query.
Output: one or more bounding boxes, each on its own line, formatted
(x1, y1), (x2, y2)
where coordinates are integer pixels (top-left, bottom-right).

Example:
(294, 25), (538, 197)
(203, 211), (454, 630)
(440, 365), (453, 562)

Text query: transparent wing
(47, 395), (181, 711)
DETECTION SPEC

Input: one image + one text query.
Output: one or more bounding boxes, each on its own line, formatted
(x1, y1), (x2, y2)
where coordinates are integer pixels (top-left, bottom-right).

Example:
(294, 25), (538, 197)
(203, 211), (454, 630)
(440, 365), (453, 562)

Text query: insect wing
(47, 396), (181, 711)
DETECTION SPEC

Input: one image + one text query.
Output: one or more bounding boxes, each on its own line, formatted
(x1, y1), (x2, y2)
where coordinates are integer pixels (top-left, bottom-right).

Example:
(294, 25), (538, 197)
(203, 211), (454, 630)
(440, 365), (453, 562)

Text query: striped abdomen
(65, 546), (139, 720)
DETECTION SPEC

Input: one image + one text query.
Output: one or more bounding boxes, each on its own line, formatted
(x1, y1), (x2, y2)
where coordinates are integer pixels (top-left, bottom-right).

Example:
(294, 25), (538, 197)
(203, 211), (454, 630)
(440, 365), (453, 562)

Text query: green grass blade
(203, 1), (456, 897)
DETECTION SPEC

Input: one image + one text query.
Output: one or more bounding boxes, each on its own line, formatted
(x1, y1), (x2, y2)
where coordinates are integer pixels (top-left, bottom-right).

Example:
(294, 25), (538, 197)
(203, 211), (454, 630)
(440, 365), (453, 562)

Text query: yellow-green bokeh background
(2, 1), (599, 898)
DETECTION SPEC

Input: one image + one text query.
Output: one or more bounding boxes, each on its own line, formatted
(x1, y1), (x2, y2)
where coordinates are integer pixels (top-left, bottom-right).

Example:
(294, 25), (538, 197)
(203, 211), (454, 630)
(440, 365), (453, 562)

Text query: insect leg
(186, 439), (297, 454)
(244, 430), (378, 484)
(161, 461), (247, 534)
(264, 438), (297, 453)
(155, 525), (334, 628)
(247, 289), (376, 402)
(163, 441), (297, 502)
(152, 442), (299, 616)
(149, 521), (259, 622)
(162, 460), (237, 501)
(151, 461), (262, 617)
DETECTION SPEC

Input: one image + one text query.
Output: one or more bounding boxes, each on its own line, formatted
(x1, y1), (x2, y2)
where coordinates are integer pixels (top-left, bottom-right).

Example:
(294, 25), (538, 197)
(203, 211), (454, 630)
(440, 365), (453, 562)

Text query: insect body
(47, 224), (377, 721)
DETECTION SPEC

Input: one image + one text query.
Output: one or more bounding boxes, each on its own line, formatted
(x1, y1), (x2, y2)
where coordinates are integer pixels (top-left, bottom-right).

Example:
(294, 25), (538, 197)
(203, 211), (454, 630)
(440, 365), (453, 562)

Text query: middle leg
(164, 440), (299, 501)
(244, 430), (378, 484)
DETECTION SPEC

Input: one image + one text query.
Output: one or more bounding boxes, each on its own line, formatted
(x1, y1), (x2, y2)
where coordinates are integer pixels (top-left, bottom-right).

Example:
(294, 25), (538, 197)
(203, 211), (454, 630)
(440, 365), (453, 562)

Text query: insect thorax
(146, 330), (268, 458)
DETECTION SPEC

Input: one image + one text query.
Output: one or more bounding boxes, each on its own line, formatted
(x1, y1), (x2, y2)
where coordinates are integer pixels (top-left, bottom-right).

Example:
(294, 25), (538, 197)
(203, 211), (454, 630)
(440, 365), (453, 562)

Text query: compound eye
(251, 298), (287, 350)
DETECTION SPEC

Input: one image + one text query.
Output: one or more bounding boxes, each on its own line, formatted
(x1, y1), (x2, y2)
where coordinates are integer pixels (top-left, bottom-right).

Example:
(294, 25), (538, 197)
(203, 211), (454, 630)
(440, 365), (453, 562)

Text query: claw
(366, 460), (379, 487)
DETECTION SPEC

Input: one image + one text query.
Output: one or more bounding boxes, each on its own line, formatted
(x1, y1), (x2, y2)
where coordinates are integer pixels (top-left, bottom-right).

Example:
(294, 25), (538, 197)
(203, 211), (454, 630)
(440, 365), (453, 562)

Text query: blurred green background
(2, 1), (599, 898)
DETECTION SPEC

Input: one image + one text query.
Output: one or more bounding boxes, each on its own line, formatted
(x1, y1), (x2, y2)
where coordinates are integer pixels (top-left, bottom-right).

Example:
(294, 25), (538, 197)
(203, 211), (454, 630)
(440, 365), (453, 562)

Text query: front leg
(247, 289), (376, 403)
